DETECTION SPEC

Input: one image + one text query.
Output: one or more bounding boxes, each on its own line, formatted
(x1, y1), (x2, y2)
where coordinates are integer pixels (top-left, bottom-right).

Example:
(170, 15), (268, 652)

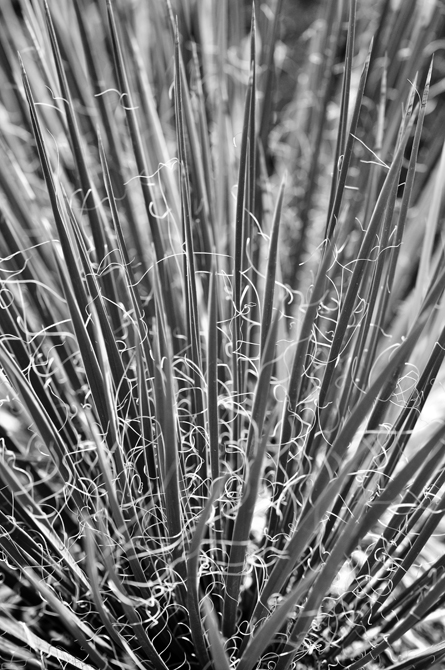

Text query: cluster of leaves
(1, 0), (445, 669)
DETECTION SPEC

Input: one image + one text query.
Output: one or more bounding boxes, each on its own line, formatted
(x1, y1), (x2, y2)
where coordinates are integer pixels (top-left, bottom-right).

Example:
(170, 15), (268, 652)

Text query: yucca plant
(1, 0), (445, 668)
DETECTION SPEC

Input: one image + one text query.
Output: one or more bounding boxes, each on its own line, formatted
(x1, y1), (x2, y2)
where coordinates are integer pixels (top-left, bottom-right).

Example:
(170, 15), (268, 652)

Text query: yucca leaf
(326, 0), (357, 231)
(258, 0), (283, 152)
(125, 28), (182, 227)
(260, 174), (285, 356)
(83, 418), (154, 597)
(315, 107), (416, 425)
(413, 144), (445, 320)
(106, 0), (185, 345)
(95, 514), (175, 670)
(72, 0), (148, 274)
(152, 259), (185, 574)
(0, 280), (79, 448)
(207, 254), (220, 484)
(83, 522), (149, 670)
(233, 65), (253, 440)
(23, 567), (108, 670)
(238, 569), (320, 670)
(309, 274), (444, 507)
(365, 320), (445, 499)
(0, 617), (97, 670)
(20, 57), (117, 437)
(0, 456), (89, 592)
(174, 23), (207, 491)
(106, 2), (166, 264)
(0, 507), (73, 594)
(55, 252), (112, 433)
(223, 422), (273, 640)
(246, 4), (257, 231)
(372, 482), (445, 620)
(0, 207), (84, 400)
(326, 29), (371, 240)
(223, 312), (279, 638)
(382, 1), (436, 157)
(98, 133), (157, 495)
(362, 55), (387, 227)
(329, 428), (445, 652)
(187, 478), (226, 669)
(63, 193), (137, 418)
(0, 343), (84, 509)
(252, 438), (371, 629)
(275, 432), (445, 670)
(385, 643), (445, 670)
(345, 574), (445, 670)
(295, 0), (344, 260)
(202, 596), (232, 670)
(213, 0), (232, 263)
(97, 133), (154, 374)
(206, 254), (226, 584)
(255, 291), (443, 629)
(190, 40), (217, 246)
(176, 40), (213, 258)
(267, 234), (338, 542)
(43, 0), (107, 262)
(19, 58), (92, 323)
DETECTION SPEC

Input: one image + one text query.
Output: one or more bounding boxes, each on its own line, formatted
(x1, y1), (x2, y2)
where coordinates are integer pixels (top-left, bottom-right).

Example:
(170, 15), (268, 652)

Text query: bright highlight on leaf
(1, 1), (445, 670)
